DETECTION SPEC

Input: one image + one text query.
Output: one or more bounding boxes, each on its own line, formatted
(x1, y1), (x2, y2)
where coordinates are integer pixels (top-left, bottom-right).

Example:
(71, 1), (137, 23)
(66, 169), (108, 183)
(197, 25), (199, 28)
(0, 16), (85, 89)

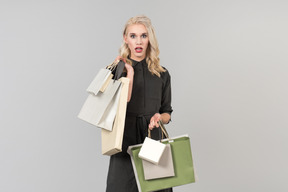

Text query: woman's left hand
(148, 113), (161, 130)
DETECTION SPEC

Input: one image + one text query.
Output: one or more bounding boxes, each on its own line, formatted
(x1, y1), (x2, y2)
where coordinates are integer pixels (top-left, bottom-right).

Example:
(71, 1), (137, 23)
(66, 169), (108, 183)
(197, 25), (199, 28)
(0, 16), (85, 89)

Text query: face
(124, 24), (149, 61)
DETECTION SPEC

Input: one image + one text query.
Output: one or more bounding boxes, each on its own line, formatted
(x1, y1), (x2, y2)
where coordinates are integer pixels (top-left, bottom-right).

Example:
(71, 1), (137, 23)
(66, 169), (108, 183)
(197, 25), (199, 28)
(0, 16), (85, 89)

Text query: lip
(135, 47), (143, 53)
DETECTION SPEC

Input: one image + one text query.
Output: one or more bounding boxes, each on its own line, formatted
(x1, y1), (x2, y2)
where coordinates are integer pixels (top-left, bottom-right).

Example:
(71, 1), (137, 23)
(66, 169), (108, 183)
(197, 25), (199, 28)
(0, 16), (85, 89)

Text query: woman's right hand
(114, 56), (134, 74)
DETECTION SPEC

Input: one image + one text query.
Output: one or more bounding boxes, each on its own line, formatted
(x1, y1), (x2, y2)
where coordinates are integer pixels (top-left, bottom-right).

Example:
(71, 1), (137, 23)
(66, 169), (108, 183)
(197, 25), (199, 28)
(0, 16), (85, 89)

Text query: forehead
(126, 24), (147, 34)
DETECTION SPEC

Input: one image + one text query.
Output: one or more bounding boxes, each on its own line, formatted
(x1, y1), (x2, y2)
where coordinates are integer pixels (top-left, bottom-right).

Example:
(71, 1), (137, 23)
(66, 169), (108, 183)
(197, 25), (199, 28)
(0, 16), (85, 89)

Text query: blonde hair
(119, 15), (165, 77)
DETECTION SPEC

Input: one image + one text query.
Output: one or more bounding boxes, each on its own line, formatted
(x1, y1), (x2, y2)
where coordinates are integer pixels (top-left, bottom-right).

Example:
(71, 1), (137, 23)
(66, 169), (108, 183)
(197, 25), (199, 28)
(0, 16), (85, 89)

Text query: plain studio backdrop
(0, 0), (287, 192)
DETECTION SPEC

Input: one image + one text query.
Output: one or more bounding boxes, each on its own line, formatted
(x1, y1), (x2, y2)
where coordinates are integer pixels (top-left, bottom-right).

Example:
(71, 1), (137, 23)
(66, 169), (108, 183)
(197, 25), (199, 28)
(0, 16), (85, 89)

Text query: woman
(106, 15), (173, 192)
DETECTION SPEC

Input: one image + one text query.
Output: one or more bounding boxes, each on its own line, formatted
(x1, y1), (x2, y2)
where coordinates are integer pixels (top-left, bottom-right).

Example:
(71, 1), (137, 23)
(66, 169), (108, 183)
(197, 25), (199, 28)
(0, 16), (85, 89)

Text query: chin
(135, 53), (145, 58)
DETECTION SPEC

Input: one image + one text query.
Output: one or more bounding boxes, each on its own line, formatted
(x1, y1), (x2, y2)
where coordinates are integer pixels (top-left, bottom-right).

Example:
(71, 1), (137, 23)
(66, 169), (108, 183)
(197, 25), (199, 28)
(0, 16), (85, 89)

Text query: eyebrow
(129, 33), (148, 36)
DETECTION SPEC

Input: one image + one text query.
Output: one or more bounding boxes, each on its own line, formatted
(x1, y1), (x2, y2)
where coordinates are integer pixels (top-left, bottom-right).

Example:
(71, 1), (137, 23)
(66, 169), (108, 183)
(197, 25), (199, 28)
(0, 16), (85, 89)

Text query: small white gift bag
(138, 137), (166, 165)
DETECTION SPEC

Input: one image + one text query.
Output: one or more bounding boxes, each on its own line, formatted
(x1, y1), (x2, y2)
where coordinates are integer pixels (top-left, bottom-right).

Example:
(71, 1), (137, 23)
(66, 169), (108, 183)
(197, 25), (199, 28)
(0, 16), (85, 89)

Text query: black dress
(106, 58), (173, 192)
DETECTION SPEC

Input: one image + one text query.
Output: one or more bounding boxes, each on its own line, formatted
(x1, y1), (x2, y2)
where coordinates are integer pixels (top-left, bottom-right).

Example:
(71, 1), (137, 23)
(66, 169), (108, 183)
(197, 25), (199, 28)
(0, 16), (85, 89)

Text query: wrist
(157, 113), (162, 120)
(127, 69), (134, 76)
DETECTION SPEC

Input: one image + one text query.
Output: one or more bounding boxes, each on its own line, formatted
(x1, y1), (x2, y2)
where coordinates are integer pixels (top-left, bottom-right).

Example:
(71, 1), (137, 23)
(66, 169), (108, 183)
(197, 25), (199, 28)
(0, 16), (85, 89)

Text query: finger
(150, 121), (154, 128)
(150, 122), (155, 130)
(150, 116), (154, 124)
(114, 58), (119, 63)
(148, 123), (153, 130)
(117, 56), (127, 64)
(155, 116), (160, 123)
(156, 114), (161, 121)
(155, 121), (159, 128)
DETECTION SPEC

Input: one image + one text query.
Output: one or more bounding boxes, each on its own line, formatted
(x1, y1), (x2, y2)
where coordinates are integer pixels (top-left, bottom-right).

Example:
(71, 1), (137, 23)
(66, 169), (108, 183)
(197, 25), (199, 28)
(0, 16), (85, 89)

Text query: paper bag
(101, 77), (129, 155)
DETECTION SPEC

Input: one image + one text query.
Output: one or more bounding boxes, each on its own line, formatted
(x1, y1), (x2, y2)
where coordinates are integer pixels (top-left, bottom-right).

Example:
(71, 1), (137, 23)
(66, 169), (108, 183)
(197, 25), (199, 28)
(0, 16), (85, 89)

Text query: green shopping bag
(128, 134), (195, 192)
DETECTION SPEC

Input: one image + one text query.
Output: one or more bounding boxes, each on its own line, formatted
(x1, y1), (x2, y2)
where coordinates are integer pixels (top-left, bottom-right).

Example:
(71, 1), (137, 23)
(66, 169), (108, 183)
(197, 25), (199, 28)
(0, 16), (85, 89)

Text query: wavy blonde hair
(119, 15), (165, 77)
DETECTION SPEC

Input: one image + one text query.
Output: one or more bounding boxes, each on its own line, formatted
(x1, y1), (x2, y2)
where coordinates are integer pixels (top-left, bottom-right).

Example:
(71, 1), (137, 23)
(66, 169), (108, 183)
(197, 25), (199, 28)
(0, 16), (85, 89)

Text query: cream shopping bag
(142, 143), (175, 180)
(101, 77), (130, 155)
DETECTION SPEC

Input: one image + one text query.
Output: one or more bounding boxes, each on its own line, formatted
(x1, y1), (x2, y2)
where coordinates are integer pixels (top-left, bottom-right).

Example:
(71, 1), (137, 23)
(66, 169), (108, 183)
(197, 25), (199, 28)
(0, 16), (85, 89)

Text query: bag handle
(148, 120), (170, 141)
(106, 60), (118, 71)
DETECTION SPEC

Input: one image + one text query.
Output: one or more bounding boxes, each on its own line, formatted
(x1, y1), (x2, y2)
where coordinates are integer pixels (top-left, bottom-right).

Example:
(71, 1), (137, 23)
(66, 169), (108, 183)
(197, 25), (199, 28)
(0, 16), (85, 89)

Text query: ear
(123, 34), (127, 44)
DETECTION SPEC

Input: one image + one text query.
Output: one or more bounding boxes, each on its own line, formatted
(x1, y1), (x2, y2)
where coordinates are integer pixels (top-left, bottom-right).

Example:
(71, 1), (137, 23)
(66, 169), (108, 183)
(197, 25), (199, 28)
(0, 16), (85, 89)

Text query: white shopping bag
(138, 137), (166, 165)
(78, 79), (121, 131)
(86, 68), (113, 95)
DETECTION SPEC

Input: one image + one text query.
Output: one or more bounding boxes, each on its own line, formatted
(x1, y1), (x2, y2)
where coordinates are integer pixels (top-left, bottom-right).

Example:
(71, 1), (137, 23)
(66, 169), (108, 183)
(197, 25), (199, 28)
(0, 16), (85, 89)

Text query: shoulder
(160, 66), (171, 78)
(159, 66), (171, 85)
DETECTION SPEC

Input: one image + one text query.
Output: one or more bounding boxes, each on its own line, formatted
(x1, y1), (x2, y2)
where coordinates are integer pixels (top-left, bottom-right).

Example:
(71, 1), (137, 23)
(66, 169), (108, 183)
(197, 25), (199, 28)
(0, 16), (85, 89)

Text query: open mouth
(135, 47), (143, 53)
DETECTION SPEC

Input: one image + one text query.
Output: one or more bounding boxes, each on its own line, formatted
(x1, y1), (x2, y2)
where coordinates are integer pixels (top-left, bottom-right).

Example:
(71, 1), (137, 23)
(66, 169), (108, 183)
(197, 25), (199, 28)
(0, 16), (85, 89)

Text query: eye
(141, 34), (147, 38)
(130, 34), (135, 38)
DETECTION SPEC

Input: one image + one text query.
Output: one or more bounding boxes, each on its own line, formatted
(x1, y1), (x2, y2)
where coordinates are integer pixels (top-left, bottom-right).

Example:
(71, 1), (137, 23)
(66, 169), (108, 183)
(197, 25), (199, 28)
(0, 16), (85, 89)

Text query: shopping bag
(139, 122), (175, 180)
(78, 60), (126, 131)
(78, 79), (121, 131)
(128, 121), (195, 192)
(86, 60), (125, 94)
(139, 121), (170, 165)
(142, 144), (175, 180)
(138, 137), (166, 165)
(99, 73), (113, 92)
(86, 68), (113, 95)
(101, 77), (130, 155)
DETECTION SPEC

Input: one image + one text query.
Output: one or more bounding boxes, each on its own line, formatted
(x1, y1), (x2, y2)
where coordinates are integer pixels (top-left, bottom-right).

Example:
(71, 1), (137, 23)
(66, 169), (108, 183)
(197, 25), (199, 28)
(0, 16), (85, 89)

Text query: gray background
(1, 0), (287, 192)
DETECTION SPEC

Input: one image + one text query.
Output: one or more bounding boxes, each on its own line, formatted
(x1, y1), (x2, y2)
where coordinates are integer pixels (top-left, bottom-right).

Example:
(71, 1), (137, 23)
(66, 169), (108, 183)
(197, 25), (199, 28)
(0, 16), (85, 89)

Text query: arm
(148, 70), (173, 130)
(125, 63), (134, 102)
(113, 56), (134, 102)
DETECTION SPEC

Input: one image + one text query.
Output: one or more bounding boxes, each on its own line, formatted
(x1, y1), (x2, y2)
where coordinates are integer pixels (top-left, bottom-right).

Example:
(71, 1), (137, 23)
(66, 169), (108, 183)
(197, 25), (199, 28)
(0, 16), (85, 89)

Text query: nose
(136, 37), (142, 45)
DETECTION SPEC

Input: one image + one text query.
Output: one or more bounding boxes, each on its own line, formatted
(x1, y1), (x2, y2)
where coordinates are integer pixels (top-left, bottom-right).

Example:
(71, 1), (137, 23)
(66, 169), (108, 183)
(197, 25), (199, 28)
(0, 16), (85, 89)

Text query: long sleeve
(159, 70), (173, 115)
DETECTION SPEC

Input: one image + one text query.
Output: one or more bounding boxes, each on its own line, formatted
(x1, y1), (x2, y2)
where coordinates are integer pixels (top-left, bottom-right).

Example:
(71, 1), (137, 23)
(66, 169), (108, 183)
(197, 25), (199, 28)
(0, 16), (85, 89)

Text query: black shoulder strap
(114, 60), (125, 81)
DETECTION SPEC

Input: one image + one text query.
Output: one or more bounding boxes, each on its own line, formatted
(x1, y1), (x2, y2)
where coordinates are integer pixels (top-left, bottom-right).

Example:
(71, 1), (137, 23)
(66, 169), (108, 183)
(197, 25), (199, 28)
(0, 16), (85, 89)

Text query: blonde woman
(106, 15), (173, 192)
